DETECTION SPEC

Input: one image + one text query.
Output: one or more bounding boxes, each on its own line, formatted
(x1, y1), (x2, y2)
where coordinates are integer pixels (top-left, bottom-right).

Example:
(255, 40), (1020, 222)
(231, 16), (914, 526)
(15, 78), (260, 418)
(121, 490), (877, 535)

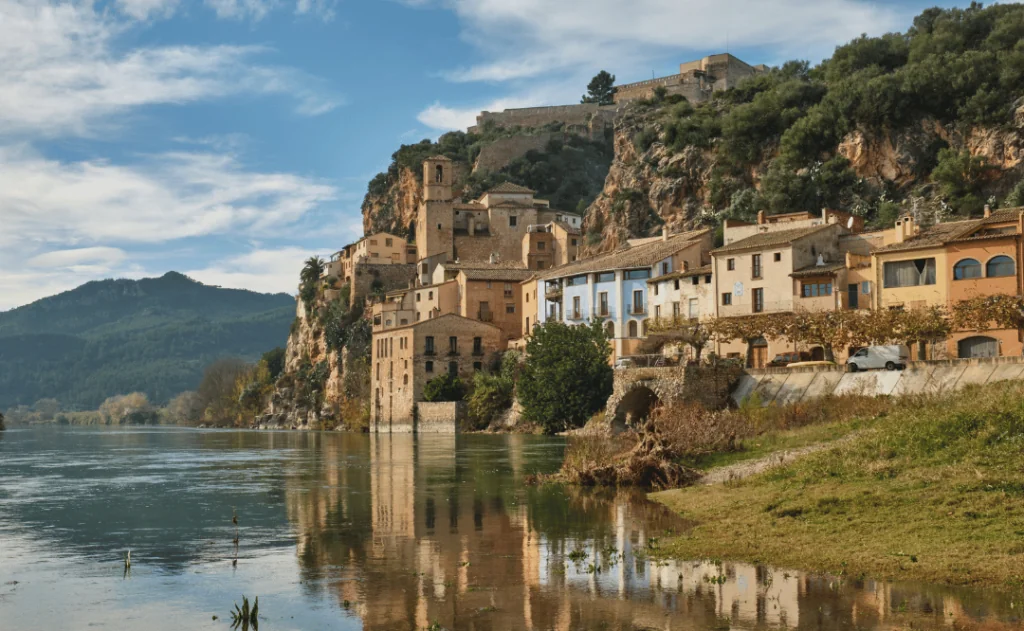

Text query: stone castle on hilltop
(470, 53), (766, 134)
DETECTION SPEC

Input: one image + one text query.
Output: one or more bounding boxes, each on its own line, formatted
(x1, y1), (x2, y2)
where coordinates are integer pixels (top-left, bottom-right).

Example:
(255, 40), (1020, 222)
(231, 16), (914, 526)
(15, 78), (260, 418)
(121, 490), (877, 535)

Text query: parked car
(768, 351), (808, 367)
(846, 345), (911, 372)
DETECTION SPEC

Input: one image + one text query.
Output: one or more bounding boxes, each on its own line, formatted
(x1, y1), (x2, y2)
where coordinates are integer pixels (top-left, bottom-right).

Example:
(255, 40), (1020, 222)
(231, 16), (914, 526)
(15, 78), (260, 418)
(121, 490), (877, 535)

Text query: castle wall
(469, 104), (616, 137)
(351, 263), (416, 306)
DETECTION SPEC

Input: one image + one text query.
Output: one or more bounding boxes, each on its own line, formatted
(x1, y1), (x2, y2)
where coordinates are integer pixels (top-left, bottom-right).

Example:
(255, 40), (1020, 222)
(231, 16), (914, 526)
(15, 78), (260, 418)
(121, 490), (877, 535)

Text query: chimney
(757, 210), (766, 225)
(468, 218), (475, 236)
(984, 204), (992, 218)
(904, 215), (916, 239)
(894, 218), (905, 244)
(661, 226), (669, 241)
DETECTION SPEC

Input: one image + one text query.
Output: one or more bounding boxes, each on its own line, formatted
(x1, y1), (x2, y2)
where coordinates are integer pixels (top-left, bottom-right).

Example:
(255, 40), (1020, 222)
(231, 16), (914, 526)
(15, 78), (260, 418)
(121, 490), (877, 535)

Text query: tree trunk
(824, 345), (836, 363)
(745, 340), (755, 368)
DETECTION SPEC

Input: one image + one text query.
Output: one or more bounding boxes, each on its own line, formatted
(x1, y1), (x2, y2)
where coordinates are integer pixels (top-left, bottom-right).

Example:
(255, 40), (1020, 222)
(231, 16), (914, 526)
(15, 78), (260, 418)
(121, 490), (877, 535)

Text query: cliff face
(362, 165), (423, 237)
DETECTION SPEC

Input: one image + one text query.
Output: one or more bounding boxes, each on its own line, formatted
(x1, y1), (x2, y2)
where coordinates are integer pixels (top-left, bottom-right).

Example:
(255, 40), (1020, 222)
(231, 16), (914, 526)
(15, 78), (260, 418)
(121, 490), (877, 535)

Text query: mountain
(0, 272), (295, 410)
(581, 3), (1024, 250)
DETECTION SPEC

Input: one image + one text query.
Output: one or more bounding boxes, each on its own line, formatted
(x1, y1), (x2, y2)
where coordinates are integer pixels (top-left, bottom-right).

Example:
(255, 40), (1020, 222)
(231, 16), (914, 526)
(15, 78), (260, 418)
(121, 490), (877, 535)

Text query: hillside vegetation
(0, 272), (294, 410)
(581, 3), (1024, 247)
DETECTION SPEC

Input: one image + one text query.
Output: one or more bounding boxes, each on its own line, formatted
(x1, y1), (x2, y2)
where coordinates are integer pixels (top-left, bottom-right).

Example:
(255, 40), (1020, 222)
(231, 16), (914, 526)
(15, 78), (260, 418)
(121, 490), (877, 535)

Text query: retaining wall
(416, 401), (464, 433)
(732, 356), (1024, 406)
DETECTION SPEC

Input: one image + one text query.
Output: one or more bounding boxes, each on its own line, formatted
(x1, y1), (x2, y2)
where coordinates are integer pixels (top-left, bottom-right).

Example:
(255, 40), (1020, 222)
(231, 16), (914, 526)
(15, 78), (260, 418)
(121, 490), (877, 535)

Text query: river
(0, 427), (1019, 630)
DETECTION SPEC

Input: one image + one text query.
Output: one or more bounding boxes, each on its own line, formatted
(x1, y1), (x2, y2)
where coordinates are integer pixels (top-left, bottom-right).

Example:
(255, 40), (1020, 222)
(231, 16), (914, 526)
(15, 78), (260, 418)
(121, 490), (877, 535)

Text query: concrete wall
(731, 356), (1024, 406)
(416, 402), (465, 433)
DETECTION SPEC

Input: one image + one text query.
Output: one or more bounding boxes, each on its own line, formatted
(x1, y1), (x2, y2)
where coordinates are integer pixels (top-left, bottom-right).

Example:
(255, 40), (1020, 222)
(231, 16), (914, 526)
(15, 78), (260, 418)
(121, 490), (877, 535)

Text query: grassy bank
(651, 381), (1024, 589)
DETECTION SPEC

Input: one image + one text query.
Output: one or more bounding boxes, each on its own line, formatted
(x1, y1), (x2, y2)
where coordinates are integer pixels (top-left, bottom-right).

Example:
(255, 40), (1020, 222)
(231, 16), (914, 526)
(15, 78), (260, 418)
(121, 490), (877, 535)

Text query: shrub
(518, 320), (612, 433)
(422, 373), (466, 402)
(466, 372), (514, 429)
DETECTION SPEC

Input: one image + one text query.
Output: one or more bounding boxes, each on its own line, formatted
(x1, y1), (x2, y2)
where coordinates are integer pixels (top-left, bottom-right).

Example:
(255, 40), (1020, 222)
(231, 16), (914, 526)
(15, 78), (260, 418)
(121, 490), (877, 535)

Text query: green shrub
(466, 372), (514, 428)
(422, 373), (466, 402)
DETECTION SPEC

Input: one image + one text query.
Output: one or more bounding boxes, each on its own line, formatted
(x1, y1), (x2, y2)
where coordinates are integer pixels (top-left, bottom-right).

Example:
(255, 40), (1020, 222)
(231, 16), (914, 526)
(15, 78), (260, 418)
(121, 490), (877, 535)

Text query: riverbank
(651, 380), (1024, 589)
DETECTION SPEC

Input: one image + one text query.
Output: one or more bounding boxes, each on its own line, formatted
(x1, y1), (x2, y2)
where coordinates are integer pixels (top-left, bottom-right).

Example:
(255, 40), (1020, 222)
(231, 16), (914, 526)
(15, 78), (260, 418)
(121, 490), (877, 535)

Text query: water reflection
(0, 428), (1020, 631)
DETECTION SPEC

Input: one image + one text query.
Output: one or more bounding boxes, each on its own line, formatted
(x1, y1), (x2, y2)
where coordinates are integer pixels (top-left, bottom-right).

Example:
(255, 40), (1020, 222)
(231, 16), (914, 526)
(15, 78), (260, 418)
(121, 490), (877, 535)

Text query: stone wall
(416, 401), (465, 433)
(473, 133), (556, 174)
(351, 262), (415, 306)
(469, 105), (617, 137)
(614, 74), (710, 104)
(731, 356), (1024, 407)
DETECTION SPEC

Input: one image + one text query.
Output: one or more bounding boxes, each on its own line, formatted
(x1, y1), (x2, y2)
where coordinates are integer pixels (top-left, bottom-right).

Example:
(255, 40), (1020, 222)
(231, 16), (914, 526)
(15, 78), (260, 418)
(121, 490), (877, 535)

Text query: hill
(0, 272), (295, 410)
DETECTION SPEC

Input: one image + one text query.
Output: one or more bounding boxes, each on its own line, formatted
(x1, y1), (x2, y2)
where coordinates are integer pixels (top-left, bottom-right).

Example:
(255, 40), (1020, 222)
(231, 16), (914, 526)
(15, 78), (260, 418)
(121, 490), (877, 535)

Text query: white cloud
(0, 145), (337, 248)
(26, 247), (128, 271)
(417, 90), (558, 131)
(0, 0), (341, 137)
(184, 246), (329, 295)
(116, 0), (180, 20)
(428, 0), (905, 84)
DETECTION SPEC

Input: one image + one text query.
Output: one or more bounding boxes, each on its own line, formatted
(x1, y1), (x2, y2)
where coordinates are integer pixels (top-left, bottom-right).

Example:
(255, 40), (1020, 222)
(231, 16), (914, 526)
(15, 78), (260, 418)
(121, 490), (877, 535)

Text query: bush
(422, 373), (466, 402)
(518, 320), (612, 433)
(466, 372), (514, 429)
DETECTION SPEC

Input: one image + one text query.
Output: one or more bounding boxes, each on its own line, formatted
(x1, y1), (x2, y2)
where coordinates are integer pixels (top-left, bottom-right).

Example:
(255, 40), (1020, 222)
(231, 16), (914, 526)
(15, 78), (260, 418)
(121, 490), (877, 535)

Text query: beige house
(371, 314), (506, 432)
(326, 232), (416, 286)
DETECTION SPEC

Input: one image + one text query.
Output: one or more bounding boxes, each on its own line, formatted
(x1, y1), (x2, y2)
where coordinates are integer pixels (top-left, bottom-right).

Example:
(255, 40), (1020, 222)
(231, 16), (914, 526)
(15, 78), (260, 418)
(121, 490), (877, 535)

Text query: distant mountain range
(0, 272), (295, 410)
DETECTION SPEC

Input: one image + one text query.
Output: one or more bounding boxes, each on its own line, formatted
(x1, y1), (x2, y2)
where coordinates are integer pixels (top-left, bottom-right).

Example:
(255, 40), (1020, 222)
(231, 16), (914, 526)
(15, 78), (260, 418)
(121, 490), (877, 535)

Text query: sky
(0, 0), (971, 310)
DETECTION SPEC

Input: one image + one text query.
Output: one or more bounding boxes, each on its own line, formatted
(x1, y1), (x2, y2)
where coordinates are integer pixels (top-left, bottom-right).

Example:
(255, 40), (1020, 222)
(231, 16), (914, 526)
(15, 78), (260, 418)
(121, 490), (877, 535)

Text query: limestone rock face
(361, 165), (422, 238)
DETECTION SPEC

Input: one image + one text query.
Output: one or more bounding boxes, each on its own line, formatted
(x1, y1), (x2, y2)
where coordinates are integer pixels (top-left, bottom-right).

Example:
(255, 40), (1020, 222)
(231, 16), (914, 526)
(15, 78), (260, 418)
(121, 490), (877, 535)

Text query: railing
(424, 349), (436, 356)
(571, 310), (583, 320)
(447, 349), (459, 356)
(629, 306), (647, 315)
(472, 349), (484, 356)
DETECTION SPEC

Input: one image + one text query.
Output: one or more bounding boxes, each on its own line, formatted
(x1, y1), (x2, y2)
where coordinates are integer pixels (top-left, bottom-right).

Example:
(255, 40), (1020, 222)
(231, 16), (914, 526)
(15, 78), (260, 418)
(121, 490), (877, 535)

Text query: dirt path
(698, 433), (859, 485)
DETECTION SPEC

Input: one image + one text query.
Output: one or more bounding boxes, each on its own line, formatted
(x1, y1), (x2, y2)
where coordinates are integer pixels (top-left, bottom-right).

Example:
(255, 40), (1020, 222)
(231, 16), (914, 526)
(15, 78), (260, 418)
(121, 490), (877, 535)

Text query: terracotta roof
(373, 312), (502, 335)
(874, 208), (1024, 254)
(489, 200), (535, 208)
(713, 224), (835, 255)
(790, 262), (846, 278)
(444, 260), (526, 271)
(486, 182), (535, 195)
(457, 268), (535, 282)
(552, 220), (582, 236)
(647, 262), (712, 282)
(539, 229), (710, 280)
(453, 202), (486, 211)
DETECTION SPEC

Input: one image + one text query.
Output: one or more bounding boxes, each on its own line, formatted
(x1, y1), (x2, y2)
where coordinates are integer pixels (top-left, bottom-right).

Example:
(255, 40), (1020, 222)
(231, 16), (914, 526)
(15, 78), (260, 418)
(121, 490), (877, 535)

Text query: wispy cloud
(184, 246), (331, 294)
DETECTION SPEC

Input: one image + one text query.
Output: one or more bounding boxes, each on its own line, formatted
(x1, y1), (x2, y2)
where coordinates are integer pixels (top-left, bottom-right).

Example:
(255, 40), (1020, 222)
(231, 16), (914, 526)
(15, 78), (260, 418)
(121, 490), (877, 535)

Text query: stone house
(614, 53), (767, 104)
(326, 232), (416, 287)
(371, 314), (505, 432)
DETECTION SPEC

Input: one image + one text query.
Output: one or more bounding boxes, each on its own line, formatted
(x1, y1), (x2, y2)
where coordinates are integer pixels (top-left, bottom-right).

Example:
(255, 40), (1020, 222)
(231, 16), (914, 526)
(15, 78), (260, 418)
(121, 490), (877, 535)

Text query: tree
(778, 309), (864, 363)
(300, 256), (325, 286)
(99, 392), (156, 425)
(466, 372), (514, 429)
(893, 305), (952, 360)
(261, 347), (286, 381)
(196, 357), (251, 425)
(707, 315), (783, 367)
(953, 294), (1024, 331)
(166, 391), (203, 426)
(646, 316), (712, 363)
(581, 71), (617, 105)
(422, 373), (466, 402)
(931, 149), (996, 215)
(517, 320), (612, 433)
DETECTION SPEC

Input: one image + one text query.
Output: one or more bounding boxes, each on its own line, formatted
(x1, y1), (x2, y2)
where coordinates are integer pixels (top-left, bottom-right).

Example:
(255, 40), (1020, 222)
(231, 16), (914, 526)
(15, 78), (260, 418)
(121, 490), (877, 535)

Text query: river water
(0, 427), (1020, 631)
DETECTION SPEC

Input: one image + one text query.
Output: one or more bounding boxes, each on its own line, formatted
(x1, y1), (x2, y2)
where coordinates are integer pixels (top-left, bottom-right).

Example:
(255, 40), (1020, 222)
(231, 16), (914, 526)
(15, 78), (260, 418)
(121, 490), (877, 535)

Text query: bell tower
(417, 156), (455, 262)
(424, 155), (453, 201)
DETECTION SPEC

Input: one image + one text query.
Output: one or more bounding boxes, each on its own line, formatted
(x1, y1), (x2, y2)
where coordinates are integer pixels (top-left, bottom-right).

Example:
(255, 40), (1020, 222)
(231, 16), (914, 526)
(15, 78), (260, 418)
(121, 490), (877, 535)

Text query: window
(571, 238), (578, 246)
(752, 254), (762, 279)
(632, 289), (644, 314)
(509, 215), (518, 227)
(538, 241), (546, 250)
(596, 272), (615, 283)
(449, 336), (458, 355)
(624, 269), (651, 280)
(506, 304), (515, 314)
(628, 320), (638, 337)
(424, 360), (433, 373)
(370, 239), (378, 246)
(883, 258), (936, 288)
(428, 291), (434, 299)
(688, 298), (699, 319)
(448, 361), (458, 377)
(403, 374), (408, 385)
(653, 284), (659, 296)
(598, 292), (609, 316)
(692, 276), (699, 286)
(572, 296), (581, 319)
(861, 281), (872, 294)
(953, 258), (982, 280)
(727, 258), (735, 271)
(504, 283), (513, 298)
(536, 260), (546, 270)
(705, 275), (711, 284)
(435, 164), (444, 183)
(752, 288), (764, 313)
(486, 281), (492, 289)
(801, 282), (833, 297)
(385, 238), (393, 246)
(415, 312), (421, 321)
(773, 252), (781, 262)
(567, 275), (587, 286)
(987, 255), (1015, 277)
(674, 279), (680, 290)
(425, 336), (435, 355)
(654, 305), (661, 319)
(672, 301), (681, 317)
(473, 337), (483, 355)
(473, 362), (483, 371)
(722, 292), (732, 305)
(661, 262), (670, 274)
(370, 252), (379, 258)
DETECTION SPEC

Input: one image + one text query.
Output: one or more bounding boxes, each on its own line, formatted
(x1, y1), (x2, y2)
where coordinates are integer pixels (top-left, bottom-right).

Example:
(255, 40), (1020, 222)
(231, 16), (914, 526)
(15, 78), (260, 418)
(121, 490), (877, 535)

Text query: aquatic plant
(230, 596), (258, 630)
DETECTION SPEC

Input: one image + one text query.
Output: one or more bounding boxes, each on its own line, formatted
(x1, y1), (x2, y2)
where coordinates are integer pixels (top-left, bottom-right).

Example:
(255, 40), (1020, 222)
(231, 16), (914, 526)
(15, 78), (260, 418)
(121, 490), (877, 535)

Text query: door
(958, 336), (999, 358)
(751, 342), (768, 369)
(847, 284), (858, 309)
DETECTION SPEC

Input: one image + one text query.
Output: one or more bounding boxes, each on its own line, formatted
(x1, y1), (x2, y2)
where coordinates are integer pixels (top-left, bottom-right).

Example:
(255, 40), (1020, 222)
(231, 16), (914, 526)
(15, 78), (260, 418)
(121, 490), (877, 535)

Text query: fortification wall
(469, 104), (617, 136)
(614, 74), (710, 104)
(351, 263), (415, 306)
(416, 401), (465, 433)
(473, 133), (557, 174)
(731, 356), (1024, 406)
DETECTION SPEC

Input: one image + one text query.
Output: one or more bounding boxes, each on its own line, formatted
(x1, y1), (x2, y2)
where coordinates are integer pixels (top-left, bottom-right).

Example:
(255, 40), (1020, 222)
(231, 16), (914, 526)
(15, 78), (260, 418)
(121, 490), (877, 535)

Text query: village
(331, 152), (1024, 432)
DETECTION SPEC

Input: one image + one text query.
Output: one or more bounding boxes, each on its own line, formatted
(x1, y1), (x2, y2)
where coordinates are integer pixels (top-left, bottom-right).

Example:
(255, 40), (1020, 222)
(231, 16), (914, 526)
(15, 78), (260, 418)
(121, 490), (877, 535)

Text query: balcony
(447, 349), (460, 357)
(571, 310), (583, 320)
(629, 305), (647, 316)
(477, 311), (494, 322)
(424, 349), (436, 356)
(545, 284), (563, 299)
(472, 348), (484, 357)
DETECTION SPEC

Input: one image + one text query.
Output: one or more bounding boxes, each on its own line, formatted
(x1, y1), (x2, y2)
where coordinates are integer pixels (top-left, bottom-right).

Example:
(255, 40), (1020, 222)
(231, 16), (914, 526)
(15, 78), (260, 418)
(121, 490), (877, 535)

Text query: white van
(847, 345), (911, 372)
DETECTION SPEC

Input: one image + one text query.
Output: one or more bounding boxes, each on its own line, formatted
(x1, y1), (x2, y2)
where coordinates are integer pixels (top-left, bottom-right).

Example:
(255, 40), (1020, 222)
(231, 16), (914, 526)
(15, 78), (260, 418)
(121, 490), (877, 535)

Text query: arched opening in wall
(958, 336), (999, 358)
(808, 346), (825, 361)
(435, 164), (444, 183)
(612, 386), (660, 432)
(408, 220), (417, 242)
(628, 320), (639, 338)
(749, 336), (768, 369)
(604, 320), (615, 338)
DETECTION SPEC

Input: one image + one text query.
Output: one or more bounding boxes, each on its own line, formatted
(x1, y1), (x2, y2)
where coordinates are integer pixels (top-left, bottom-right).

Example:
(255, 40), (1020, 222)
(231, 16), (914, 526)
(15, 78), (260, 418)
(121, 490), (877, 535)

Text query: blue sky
(0, 0), (968, 309)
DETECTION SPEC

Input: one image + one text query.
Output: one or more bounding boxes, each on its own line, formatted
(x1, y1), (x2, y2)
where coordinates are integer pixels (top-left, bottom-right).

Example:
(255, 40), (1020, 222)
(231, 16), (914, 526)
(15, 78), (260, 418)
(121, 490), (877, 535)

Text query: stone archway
(611, 386), (660, 432)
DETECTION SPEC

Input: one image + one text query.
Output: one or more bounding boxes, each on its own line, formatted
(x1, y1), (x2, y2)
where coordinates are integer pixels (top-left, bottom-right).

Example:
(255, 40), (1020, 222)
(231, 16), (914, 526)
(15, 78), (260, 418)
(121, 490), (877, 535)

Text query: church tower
(416, 156), (455, 262)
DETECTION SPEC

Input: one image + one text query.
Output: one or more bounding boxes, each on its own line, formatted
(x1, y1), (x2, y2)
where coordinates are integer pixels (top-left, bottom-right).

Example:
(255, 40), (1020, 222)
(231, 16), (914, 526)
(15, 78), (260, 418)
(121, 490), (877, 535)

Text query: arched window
(987, 255), (1015, 278)
(628, 320), (638, 338)
(435, 164), (444, 183)
(953, 258), (982, 280)
(604, 320), (615, 338)
(403, 374), (409, 386)
(959, 336), (999, 358)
